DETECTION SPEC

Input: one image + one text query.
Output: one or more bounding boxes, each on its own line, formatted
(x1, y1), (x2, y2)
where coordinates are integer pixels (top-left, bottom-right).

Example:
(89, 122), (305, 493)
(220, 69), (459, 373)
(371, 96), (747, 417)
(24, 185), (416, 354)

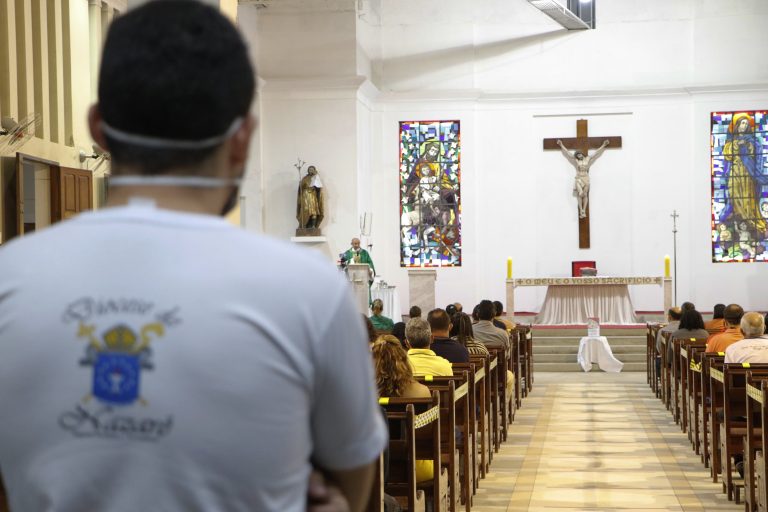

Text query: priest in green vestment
(344, 238), (376, 277)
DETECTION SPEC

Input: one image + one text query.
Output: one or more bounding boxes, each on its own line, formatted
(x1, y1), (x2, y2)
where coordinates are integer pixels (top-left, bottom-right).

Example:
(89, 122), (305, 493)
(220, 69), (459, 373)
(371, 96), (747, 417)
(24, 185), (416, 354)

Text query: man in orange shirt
(706, 304), (745, 352)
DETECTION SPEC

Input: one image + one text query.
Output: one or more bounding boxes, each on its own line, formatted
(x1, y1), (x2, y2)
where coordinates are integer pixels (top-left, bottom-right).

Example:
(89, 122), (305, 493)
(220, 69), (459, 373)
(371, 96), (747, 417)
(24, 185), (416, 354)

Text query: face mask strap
(108, 176), (242, 188)
(101, 118), (243, 150)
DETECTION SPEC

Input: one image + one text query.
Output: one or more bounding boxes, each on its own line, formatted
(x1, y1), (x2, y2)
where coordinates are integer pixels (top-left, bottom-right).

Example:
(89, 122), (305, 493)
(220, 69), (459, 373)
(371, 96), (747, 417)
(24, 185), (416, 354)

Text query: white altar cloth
(371, 286), (402, 322)
(577, 336), (624, 373)
(536, 283), (638, 325)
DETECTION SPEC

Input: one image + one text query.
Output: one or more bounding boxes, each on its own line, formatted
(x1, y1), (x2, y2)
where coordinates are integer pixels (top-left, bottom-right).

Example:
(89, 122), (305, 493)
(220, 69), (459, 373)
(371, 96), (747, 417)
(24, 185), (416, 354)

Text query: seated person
(391, 322), (407, 348)
(656, 307), (682, 353)
(669, 309), (710, 360)
(427, 309), (469, 363)
(408, 305), (421, 319)
(473, 300), (510, 350)
(369, 298), (394, 332)
(373, 335), (431, 399)
(704, 303), (727, 335)
(452, 312), (513, 397)
(363, 314), (378, 346)
(706, 304), (745, 353)
(724, 313), (768, 363)
(372, 336), (433, 483)
(445, 304), (457, 316)
(493, 300), (516, 331)
(451, 313), (489, 356)
(406, 318), (453, 377)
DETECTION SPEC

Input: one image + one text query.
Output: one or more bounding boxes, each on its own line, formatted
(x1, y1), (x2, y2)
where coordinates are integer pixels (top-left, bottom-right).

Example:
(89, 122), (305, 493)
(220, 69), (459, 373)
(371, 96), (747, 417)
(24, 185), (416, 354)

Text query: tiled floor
(472, 372), (742, 511)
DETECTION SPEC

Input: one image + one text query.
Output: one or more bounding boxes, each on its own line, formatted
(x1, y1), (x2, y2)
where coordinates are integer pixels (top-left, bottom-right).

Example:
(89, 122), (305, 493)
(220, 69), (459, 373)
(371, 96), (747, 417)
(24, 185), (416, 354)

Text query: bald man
(724, 312), (768, 363)
(344, 238), (375, 276)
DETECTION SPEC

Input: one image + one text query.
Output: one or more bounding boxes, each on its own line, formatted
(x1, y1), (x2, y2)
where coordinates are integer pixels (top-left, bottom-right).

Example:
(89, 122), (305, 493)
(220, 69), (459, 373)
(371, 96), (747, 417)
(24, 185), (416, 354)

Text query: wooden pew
(485, 352), (502, 453)
(365, 453), (385, 512)
(417, 373), (472, 512)
(707, 354), (726, 481)
(470, 355), (494, 471)
(0, 476), (7, 512)
(699, 352), (725, 474)
(660, 331), (673, 411)
(489, 346), (513, 443)
(514, 325), (533, 400)
(745, 373), (768, 512)
(713, 363), (768, 501)
(678, 338), (708, 435)
(508, 332), (522, 413)
(453, 361), (485, 495)
(380, 394), (449, 512)
(647, 323), (664, 398)
(646, 323), (656, 391)
(687, 343), (709, 455)
(670, 336), (685, 425)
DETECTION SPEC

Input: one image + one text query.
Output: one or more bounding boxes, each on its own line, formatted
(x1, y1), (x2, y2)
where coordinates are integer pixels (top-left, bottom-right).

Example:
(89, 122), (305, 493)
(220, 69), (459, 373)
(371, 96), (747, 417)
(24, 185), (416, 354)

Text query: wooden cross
(543, 119), (622, 248)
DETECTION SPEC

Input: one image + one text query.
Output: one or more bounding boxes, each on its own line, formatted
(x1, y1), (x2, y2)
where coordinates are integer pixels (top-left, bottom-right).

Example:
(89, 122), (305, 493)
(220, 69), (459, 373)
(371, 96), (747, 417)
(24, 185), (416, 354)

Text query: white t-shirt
(0, 201), (387, 512)
(724, 336), (768, 363)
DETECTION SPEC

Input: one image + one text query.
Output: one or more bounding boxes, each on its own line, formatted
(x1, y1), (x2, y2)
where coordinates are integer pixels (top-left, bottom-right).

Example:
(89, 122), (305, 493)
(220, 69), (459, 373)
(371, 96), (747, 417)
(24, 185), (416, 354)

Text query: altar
(506, 276), (671, 325)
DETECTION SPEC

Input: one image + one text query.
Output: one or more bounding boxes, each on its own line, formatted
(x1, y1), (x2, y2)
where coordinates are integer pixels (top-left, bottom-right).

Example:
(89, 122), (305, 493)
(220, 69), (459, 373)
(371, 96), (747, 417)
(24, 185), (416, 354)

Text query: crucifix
(543, 119), (622, 248)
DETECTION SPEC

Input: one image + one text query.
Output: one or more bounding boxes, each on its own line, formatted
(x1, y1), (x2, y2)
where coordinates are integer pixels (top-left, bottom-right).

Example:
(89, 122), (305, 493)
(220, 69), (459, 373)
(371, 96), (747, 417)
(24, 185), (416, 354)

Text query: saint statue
(296, 165), (324, 235)
(557, 139), (610, 218)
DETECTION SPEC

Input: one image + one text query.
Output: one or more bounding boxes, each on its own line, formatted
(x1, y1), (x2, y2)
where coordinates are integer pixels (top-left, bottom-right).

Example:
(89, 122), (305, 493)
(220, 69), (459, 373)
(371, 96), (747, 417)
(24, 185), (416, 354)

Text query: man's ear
(229, 114), (256, 173)
(88, 105), (109, 151)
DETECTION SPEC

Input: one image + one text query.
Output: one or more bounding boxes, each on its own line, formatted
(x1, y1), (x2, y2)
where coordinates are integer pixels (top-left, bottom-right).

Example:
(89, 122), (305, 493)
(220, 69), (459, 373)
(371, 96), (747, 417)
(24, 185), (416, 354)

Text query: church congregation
(2, 0), (768, 511)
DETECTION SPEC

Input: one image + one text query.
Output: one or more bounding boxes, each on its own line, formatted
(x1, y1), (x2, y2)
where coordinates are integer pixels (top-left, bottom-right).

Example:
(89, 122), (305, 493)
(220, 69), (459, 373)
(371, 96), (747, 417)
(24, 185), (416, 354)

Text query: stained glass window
(711, 111), (768, 262)
(399, 120), (461, 267)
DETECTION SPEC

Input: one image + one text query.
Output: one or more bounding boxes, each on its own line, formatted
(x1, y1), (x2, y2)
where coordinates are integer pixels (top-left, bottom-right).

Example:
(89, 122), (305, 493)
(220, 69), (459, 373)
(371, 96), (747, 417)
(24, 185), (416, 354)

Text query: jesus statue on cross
(556, 138), (610, 219)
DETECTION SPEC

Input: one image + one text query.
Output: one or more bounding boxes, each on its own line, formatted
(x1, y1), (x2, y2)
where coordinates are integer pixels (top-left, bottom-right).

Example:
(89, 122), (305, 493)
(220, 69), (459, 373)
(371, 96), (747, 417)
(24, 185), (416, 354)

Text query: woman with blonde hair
(372, 335), (433, 483)
(372, 335), (430, 399)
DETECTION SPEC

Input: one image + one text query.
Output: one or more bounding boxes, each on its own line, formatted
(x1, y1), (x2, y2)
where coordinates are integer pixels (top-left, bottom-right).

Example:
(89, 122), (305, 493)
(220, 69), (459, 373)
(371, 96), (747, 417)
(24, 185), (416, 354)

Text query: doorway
(1, 153), (93, 244)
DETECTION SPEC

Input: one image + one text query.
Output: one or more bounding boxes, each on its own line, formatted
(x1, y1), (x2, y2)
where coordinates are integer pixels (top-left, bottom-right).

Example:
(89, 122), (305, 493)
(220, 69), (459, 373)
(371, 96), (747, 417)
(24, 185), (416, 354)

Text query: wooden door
(4, 153), (57, 241)
(51, 166), (93, 222)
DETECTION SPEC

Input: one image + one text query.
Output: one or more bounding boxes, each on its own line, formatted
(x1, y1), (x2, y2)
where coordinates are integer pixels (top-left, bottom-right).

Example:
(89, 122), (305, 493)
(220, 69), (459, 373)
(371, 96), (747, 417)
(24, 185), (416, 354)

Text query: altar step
(530, 326), (647, 373)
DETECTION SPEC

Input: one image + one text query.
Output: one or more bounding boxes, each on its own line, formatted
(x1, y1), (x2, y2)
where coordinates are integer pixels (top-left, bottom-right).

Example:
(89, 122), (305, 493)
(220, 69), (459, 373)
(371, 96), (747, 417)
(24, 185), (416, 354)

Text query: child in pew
(373, 336), (434, 483)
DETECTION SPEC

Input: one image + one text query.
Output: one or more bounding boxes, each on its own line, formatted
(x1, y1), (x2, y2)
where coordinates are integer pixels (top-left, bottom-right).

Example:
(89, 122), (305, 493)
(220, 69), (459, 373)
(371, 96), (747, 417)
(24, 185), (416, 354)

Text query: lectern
(347, 263), (371, 314)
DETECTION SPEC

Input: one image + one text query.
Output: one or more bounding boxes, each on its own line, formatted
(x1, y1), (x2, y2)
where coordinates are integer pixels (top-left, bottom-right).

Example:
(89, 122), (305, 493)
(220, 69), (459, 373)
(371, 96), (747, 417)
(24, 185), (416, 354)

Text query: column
(663, 277), (672, 315)
(506, 278), (515, 320)
(408, 269), (436, 314)
(88, 0), (101, 103)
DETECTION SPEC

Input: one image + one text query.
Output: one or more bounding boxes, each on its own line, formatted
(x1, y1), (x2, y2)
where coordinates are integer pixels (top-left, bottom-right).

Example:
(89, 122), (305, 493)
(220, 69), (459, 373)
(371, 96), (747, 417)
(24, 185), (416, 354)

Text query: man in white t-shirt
(0, 2), (386, 511)
(724, 312), (768, 363)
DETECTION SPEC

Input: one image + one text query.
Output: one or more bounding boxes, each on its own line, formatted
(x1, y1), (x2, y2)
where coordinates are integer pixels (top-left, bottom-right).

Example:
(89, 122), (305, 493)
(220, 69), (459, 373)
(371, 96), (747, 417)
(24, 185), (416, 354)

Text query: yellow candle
(507, 258), (513, 279)
(664, 255), (671, 277)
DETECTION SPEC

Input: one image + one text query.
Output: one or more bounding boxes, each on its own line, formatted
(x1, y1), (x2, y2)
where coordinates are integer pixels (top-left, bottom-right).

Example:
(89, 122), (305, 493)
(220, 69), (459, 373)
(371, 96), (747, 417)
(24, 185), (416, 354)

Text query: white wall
(244, 0), (768, 315)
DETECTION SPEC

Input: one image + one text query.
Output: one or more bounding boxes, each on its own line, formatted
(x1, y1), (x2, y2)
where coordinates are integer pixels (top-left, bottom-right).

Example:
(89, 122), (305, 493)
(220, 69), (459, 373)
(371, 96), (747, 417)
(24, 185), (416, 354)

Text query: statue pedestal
(663, 277), (672, 315)
(295, 227), (322, 237)
(348, 264), (371, 314)
(408, 269), (436, 315)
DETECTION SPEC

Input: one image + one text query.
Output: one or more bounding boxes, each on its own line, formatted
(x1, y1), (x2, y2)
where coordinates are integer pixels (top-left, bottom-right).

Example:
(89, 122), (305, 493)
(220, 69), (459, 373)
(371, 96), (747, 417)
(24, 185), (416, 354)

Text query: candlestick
(664, 255), (671, 278)
(507, 258), (512, 279)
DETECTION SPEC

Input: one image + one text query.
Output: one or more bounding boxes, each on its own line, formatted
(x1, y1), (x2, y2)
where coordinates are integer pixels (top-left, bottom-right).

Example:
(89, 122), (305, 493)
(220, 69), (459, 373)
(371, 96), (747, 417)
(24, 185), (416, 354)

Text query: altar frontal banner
(399, 120), (461, 267)
(711, 111), (768, 262)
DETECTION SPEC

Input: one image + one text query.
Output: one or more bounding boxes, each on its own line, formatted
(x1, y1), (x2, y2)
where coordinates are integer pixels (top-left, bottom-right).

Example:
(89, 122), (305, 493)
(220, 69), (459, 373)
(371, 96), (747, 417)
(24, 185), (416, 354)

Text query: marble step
(532, 336), (646, 346)
(534, 344), (647, 355)
(532, 328), (647, 337)
(534, 362), (646, 372)
(535, 353), (646, 364)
